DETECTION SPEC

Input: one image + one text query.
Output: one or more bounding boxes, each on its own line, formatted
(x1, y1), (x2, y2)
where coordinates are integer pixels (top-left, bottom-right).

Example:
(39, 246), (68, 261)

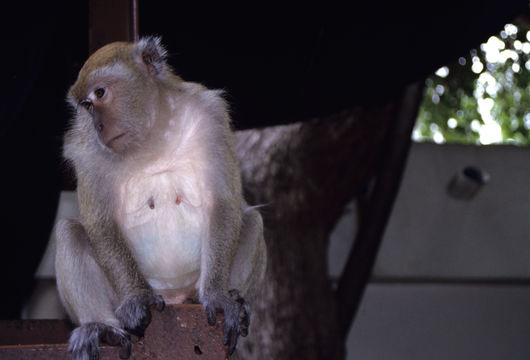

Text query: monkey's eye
(79, 99), (93, 112)
(94, 88), (106, 99)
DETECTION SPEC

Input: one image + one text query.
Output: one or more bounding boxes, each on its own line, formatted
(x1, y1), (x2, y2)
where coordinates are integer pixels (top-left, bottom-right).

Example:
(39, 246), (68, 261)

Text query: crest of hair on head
(136, 36), (169, 76)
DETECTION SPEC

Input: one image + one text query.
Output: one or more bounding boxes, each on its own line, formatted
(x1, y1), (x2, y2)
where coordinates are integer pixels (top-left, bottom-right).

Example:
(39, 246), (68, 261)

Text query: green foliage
(414, 23), (530, 146)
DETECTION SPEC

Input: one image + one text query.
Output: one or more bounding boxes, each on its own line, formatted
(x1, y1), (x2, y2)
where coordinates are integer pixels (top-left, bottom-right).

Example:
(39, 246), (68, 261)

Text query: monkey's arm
(195, 116), (249, 354)
(78, 184), (165, 336)
(86, 221), (165, 336)
(87, 222), (149, 296)
(56, 219), (134, 359)
(200, 196), (249, 355)
(200, 196), (242, 294)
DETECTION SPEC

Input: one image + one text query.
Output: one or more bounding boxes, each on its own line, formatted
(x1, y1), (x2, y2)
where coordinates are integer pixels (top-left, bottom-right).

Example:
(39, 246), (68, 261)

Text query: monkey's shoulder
(174, 82), (228, 122)
(177, 81), (224, 100)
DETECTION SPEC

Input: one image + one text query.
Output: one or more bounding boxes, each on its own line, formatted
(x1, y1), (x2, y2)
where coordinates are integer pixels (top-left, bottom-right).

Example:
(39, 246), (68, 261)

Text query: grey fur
(55, 37), (266, 360)
(68, 323), (131, 360)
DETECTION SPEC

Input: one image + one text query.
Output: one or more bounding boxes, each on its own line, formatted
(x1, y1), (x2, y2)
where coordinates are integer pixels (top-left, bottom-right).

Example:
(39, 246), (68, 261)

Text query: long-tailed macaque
(55, 37), (266, 360)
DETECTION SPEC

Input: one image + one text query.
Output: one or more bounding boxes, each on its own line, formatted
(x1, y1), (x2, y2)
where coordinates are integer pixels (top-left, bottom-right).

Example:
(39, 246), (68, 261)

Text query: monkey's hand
(115, 292), (165, 338)
(203, 289), (250, 356)
(69, 323), (131, 360)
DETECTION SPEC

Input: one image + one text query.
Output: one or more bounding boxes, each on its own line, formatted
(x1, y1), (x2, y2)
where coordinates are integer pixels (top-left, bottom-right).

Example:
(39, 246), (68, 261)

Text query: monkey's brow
(90, 63), (132, 83)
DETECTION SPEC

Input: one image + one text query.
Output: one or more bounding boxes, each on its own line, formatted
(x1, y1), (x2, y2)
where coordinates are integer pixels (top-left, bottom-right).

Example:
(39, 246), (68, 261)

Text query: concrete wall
(348, 284), (530, 360)
(329, 142), (530, 359)
(375, 142), (530, 280)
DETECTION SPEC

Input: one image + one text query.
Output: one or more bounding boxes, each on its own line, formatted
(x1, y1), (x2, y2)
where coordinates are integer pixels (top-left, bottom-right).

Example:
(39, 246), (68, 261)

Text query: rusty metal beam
(0, 305), (227, 359)
(0, 319), (72, 346)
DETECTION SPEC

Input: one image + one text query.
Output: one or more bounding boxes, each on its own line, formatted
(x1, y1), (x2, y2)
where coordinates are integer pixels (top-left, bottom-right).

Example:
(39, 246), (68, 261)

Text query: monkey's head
(67, 37), (174, 154)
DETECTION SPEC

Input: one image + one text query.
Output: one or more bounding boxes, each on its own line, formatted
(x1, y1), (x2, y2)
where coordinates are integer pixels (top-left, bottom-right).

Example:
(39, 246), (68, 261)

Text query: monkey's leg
(55, 219), (132, 360)
(219, 206), (267, 354)
(229, 206), (267, 299)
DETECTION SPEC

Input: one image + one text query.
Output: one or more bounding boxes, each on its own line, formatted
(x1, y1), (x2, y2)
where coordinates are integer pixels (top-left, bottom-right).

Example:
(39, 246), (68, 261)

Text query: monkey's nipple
(147, 196), (155, 209)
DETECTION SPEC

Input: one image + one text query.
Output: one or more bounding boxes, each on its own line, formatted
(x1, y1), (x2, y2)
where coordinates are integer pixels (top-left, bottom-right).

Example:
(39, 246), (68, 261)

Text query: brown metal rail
(0, 304), (227, 359)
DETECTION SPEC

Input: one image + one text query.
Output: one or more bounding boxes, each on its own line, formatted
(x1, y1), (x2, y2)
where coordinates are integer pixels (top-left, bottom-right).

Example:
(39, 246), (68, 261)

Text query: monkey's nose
(80, 99), (92, 111)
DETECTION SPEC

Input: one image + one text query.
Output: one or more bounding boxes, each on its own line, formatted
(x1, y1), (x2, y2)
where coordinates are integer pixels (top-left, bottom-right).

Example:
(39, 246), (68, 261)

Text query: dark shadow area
(139, 2), (528, 129)
(0, 1), (88, 319)
(0, 0), (527, 323)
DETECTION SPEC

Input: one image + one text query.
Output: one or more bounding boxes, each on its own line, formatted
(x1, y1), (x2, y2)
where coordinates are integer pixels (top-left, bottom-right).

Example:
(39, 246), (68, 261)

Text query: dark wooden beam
(88, 0), (138, 54)
(335, 82), (423, 337)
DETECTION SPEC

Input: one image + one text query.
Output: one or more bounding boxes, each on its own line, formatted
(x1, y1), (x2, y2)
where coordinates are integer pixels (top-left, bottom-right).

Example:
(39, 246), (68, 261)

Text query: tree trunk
(232, 98), (402, 359)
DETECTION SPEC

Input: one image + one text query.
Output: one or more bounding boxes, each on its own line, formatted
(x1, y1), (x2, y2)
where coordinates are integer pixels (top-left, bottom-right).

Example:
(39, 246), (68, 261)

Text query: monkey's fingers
(223, 324), (239, 356)
(202, 290), (249, 354)
(240, 309), (250, 337)
(205, 304), (218, 326)
(101, 326), (132, 359)
(68, 324), (102, 360)
(119, 344), (132, 360)
(116, 292), (164, 338)
(129, 302), (151, 338)
(228, 289), (250, 337)
(69, 323), (131, 360)
(148, 293), (166, 312)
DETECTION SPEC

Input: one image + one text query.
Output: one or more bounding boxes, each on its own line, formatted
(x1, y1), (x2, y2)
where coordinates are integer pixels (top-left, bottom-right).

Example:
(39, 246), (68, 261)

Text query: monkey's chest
(116, 170), (206, 291)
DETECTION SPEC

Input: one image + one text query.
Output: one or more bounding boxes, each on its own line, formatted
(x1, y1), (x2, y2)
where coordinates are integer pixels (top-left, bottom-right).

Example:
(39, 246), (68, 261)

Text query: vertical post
(88, 0), (138, 54)
(335, 82), (423, 337)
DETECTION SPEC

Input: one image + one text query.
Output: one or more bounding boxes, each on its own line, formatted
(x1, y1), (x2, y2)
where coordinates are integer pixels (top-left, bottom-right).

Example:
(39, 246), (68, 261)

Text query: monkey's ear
(136, 36), (168, 76)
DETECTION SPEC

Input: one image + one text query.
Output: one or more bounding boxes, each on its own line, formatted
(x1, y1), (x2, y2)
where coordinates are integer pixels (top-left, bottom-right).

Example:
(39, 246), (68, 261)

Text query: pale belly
(116, 169), (206, 293)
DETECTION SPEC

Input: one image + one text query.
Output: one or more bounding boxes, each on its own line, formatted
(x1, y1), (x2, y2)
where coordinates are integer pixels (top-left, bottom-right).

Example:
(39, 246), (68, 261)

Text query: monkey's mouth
(106, 132), (128, 149)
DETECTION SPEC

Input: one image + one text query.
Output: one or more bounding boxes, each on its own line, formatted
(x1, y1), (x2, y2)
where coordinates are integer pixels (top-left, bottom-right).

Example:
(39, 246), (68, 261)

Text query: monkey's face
(68, 42), (161, 154)
(74, 75), (156, 153)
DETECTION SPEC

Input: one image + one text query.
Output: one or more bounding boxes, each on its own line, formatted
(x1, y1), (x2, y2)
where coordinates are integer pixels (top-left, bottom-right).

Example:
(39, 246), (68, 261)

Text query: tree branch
(231, 87), (420, 358)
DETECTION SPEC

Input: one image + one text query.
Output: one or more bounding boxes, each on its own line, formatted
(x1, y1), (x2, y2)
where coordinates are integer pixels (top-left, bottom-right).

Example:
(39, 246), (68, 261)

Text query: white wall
(328, 142), (530, 359)
(375, 142), (530, 279)
(348, 284), (530, 360)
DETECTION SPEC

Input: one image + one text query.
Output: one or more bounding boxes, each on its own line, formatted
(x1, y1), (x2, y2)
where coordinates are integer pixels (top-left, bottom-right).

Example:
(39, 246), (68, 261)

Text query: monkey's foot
(69, 322), (131, 360)
(115, 292), (165, 338)
(203, 289), (250, 356)
(228, 289), (250, 338)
